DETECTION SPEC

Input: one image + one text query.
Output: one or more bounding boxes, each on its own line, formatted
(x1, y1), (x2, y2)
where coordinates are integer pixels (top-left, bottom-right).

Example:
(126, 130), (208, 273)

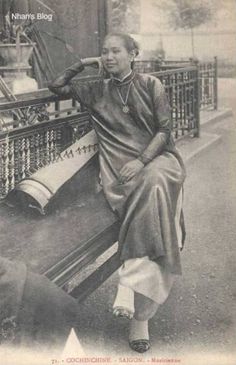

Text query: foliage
(153, 0), (217, 56)
(0, 0), (53, 43)
(110, 0), (141, 33)
(169, 0), (213, 30)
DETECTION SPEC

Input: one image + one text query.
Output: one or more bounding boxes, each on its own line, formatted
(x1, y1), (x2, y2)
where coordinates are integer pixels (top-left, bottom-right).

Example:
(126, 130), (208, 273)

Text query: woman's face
(101, 36), (134, 79)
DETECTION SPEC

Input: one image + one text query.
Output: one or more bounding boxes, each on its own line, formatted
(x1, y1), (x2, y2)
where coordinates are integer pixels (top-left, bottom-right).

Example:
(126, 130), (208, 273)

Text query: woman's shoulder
(135, 72), (164, 91)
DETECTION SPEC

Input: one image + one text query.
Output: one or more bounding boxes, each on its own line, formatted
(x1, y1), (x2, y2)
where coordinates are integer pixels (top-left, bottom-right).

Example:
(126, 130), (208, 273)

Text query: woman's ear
(129, 50), (136, 61)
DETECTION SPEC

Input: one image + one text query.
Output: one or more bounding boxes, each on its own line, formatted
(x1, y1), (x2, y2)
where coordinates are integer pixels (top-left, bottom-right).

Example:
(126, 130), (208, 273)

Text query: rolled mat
(11, 129), (98, 214)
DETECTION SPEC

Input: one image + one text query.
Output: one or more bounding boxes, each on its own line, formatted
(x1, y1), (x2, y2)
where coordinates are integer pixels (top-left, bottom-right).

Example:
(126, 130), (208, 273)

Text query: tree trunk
(190, 27), (195, 57)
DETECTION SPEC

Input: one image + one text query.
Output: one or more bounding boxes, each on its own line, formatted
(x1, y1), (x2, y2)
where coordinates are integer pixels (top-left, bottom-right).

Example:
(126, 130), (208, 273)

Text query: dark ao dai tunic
(49, 67), (186, 276)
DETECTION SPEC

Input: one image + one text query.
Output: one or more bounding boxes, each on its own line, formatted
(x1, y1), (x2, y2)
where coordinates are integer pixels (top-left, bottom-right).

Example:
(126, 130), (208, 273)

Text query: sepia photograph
(0, 0), (235, 364)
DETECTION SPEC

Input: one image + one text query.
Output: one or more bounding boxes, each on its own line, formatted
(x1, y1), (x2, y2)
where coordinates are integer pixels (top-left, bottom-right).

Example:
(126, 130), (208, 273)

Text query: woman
(49, 33), (186, 353)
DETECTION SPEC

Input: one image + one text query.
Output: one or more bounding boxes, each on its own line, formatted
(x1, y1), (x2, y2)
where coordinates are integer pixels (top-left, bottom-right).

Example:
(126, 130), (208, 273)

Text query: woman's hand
(81, 57), (103, 74)
(118, 159), (144, 184)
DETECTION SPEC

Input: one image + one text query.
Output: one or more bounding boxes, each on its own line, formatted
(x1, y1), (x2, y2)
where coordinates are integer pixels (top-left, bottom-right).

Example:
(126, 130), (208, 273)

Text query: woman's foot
(113, 284), (134, 320)
(129, 339), (150, 353)
(113, 306), (134, 320)
(129, 318), (150, 353)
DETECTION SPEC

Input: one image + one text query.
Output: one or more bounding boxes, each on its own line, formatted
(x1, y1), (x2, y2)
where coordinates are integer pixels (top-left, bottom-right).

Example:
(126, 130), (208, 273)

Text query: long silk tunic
(49, 70), (186, 275)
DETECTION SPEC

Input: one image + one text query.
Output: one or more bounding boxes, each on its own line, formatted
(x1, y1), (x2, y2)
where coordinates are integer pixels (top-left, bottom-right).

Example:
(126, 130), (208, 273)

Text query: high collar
(111, 70), (135, 86)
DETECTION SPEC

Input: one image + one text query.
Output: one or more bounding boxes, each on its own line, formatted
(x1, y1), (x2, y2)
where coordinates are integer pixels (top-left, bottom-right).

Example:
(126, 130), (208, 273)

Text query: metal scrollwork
(20, 104), (50, 125)
(72, 122), (93, 143)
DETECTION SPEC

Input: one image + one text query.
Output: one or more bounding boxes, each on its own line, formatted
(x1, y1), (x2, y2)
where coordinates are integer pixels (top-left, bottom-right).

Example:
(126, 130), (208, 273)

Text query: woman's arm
(119, 78), (171, 183)
(48, 58), (101, 98)
(137, 131), (170, 165)
(48, 60), (84, 97)
(138, 78), (171, 164)
(118, 130), (169, 184)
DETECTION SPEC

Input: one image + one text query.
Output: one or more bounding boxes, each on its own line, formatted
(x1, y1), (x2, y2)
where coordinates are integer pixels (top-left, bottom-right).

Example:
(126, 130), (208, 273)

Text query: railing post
(214, 56), (218, 110)
(194, 60), (200, 138)
(155, 58), (162, 72)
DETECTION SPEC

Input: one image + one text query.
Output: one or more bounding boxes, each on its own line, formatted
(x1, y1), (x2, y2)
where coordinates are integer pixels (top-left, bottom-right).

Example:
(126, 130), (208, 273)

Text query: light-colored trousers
(113, 189), (183, 320)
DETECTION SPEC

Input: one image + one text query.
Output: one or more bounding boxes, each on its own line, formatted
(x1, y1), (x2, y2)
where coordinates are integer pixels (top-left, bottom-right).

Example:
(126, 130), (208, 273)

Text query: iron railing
(134, 60), (160, 73)
(134, 59), (190, 73)
(151, 66), (200, 141)
(198, 57), (218, 110)
(0, 88), (93, 198)
(0, 67), (200, 199)
(135, 58), (218, 110)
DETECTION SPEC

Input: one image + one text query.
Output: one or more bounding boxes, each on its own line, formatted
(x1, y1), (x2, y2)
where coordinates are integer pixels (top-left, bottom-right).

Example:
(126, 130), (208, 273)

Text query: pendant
(122, 105), (129, 113)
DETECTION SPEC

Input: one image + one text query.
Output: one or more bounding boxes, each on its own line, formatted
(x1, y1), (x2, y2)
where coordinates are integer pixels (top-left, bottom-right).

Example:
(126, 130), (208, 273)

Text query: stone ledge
(177, 132), (221, 163)
(176, 107), (233, 163)
(201, 108), (233, 126)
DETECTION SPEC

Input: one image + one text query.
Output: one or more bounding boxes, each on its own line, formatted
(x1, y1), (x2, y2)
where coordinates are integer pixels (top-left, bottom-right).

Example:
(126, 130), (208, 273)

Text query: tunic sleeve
(138, 77), (172, 164)
(152, 77), (172, 134)
(48, 60), (103, 109)
(70, 77), (104, 108)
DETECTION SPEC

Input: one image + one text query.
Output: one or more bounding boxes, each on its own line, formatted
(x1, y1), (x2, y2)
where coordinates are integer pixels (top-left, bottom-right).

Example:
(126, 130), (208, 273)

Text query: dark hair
(103, 33), (139, 69)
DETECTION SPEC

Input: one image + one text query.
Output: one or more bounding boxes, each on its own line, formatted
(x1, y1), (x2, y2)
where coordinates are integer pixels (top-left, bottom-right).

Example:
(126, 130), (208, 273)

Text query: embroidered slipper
(129, 339), (151, 353)
(113, 306), (134, 320)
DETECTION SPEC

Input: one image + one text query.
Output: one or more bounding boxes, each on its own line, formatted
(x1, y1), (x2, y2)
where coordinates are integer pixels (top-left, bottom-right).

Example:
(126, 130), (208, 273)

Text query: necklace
(116, 82), (133, 114)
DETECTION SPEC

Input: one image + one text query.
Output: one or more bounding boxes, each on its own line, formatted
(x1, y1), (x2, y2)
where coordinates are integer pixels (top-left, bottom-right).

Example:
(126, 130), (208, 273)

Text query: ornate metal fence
(134, 59), (190, 73)
(151, 66), (200, 140)
(0, 89), (93, 199)
(198, 57), (218, 110)
(0, 68), (200, 199)
(135, 57), (218, 111)
(134, 60), (160, 73)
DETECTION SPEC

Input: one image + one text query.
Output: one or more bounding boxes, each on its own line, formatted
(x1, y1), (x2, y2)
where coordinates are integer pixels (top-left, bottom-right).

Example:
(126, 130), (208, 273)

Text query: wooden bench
(0, 85), (123, 304)
(0, 153), (121, 303)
